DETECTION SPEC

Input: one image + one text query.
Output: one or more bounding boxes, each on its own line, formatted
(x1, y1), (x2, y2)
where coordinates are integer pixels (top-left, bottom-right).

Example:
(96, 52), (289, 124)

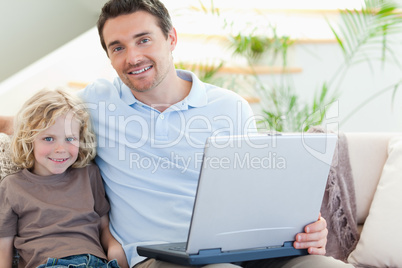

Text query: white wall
(291, 42), (402, 132)
(0, 0), (107, 82)
(0, 28), (116, 116)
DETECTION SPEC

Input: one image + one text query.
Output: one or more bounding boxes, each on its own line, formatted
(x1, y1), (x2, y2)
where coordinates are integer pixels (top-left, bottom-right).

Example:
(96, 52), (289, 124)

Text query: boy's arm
(0, 116), (14, 135)
(100, 214), (129, 268)
(0, 236), (14, 268)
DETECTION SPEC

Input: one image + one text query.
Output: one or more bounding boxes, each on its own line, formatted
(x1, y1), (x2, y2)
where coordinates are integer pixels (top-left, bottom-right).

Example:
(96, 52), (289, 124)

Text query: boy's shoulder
(69, 163), (102, 182)
(0, 170), (24, 194)
(84, 162), (101, 175)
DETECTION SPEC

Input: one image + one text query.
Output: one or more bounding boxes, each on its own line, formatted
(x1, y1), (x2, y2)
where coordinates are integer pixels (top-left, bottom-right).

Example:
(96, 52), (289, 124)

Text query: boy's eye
(66, 137), (76, 142)
(44, 137), (53, 142)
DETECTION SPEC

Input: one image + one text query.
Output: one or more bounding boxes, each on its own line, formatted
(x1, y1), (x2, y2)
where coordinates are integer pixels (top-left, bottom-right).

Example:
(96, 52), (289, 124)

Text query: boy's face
(32, 113), (80, 176)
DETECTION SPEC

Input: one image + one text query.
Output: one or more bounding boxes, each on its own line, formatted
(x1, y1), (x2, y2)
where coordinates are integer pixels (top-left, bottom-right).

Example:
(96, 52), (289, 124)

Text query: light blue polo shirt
(78, 70), (256, 266)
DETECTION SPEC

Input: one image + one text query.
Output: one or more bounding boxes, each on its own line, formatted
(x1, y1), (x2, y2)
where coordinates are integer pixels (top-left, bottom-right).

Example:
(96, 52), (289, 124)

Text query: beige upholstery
(345, 132), (396, 225)
(346, 133), (402, 267)
(0, 133), (20, 180)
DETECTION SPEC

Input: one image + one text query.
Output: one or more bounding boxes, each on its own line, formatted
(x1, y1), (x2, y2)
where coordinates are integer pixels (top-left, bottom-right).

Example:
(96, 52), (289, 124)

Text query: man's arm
(0, 116), (14, 135)
(293, 213), (328, 255)
(0, 236), (14, 268)
(100, 214), (129, 268)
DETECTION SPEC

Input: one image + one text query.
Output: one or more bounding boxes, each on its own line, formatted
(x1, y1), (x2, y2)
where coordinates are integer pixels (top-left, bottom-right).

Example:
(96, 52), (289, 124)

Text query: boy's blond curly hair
(11, 88), (96, 169)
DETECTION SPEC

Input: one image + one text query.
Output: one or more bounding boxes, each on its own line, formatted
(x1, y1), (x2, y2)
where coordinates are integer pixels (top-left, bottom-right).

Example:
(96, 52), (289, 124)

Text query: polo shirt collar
(118, 79), (137, 106)
(117, 70), (208, 108)
(177, 70), (208, 108)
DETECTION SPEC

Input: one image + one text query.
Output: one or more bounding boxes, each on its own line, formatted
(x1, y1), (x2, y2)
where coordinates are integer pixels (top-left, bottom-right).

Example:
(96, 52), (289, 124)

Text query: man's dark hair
(97, 0), (173, 52)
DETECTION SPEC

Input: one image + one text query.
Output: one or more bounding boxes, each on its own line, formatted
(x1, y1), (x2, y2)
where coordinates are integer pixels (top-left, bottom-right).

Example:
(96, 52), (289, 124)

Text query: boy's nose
(54, 143), (67, 153)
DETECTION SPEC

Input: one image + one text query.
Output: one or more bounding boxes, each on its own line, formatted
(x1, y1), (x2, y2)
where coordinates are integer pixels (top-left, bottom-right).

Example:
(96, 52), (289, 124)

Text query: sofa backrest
(345, 132), (397, 224)
(0, 133), (20, 180)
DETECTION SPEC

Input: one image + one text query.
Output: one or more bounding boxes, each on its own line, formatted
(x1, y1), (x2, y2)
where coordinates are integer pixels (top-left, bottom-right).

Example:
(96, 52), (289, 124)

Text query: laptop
(137, 133), (338, 266)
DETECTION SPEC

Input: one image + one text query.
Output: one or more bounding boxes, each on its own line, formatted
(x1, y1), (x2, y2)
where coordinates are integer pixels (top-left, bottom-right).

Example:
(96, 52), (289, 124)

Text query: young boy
(0, 88), (128, 268)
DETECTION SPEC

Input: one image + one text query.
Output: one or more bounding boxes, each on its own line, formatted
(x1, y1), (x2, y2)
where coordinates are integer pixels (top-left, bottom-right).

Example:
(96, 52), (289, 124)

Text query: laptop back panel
(186, 133), (337, 254)
(137, 133), (337, 265)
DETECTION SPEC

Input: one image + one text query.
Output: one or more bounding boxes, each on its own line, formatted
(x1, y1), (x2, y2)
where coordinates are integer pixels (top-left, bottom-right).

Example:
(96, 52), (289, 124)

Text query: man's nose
(126, 47), (141, 66)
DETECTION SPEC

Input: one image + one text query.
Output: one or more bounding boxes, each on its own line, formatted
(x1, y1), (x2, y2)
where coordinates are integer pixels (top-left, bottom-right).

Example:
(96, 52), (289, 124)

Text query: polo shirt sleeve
(240, 97), (258, 135)
(76, 78), (117, 104)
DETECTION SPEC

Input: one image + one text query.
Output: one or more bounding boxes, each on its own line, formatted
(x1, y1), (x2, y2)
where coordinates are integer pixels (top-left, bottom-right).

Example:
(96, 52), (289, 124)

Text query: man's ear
(168, 27), (178, 52)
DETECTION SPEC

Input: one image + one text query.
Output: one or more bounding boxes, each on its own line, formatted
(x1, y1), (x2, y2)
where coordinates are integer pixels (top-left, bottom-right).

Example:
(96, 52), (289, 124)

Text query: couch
(343, 132), (402, 268)
(1, 132), (402, 268)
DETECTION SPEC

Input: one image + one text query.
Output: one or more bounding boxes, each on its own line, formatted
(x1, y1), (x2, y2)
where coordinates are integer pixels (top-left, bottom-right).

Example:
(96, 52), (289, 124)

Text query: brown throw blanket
(308, 127), (359, 261)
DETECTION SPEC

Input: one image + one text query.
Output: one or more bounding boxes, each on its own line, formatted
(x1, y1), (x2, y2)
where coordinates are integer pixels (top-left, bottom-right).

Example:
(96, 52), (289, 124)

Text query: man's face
(103, 11), (176, 94)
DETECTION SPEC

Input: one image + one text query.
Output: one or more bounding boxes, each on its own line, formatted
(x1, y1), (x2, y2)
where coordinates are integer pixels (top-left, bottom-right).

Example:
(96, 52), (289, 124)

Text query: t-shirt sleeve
(88, 164), (110, 218)
(0, 177), (18, 237)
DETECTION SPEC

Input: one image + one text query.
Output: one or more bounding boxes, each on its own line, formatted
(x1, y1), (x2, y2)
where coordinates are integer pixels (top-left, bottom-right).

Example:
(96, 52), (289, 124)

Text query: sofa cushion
(348, 135), (402, 267)
(0, 133), (21, 268)
(345, 133), (393, 224)
(0, 133), (20, 180)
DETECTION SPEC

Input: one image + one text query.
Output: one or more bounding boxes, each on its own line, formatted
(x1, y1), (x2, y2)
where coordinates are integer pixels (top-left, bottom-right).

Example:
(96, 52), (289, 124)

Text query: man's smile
(128, 65), (153, 75)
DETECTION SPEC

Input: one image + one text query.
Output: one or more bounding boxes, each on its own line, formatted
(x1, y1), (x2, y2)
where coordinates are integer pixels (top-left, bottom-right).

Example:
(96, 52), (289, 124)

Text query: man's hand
(293, 213), (328, 255)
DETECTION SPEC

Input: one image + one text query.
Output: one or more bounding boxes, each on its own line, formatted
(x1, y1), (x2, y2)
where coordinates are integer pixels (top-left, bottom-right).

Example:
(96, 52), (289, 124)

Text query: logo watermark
(64, 99), (340, 168)
(129, 151), (287, 174)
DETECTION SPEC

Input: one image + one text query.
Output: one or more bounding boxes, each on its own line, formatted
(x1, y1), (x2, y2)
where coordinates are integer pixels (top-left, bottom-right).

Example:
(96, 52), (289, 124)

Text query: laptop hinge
(198, 248), (222, 256)
(282, 241), (293, 247)
(197, 241), (294, 256)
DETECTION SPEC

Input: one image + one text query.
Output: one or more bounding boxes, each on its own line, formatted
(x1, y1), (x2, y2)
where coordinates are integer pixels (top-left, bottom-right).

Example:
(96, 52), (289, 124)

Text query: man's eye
(44, 137), (53, 142)
(113, 47), (123, 52)
(140, 38), (150, 44)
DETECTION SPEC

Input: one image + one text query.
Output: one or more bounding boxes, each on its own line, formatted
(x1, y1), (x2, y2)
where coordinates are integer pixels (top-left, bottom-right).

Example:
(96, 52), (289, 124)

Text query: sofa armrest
(345, 132), (396, 224)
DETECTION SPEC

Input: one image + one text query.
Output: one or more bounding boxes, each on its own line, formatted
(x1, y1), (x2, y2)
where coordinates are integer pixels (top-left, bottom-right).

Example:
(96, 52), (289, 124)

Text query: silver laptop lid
(186, 133), (337, 254)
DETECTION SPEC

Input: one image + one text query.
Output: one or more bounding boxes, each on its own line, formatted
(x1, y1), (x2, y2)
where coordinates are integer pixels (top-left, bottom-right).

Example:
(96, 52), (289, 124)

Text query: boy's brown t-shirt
(0, 164), (110, 267)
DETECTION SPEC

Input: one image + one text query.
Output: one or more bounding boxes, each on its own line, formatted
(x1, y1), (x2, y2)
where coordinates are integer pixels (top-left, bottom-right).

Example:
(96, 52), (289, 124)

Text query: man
(1, 1), (354, 267)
